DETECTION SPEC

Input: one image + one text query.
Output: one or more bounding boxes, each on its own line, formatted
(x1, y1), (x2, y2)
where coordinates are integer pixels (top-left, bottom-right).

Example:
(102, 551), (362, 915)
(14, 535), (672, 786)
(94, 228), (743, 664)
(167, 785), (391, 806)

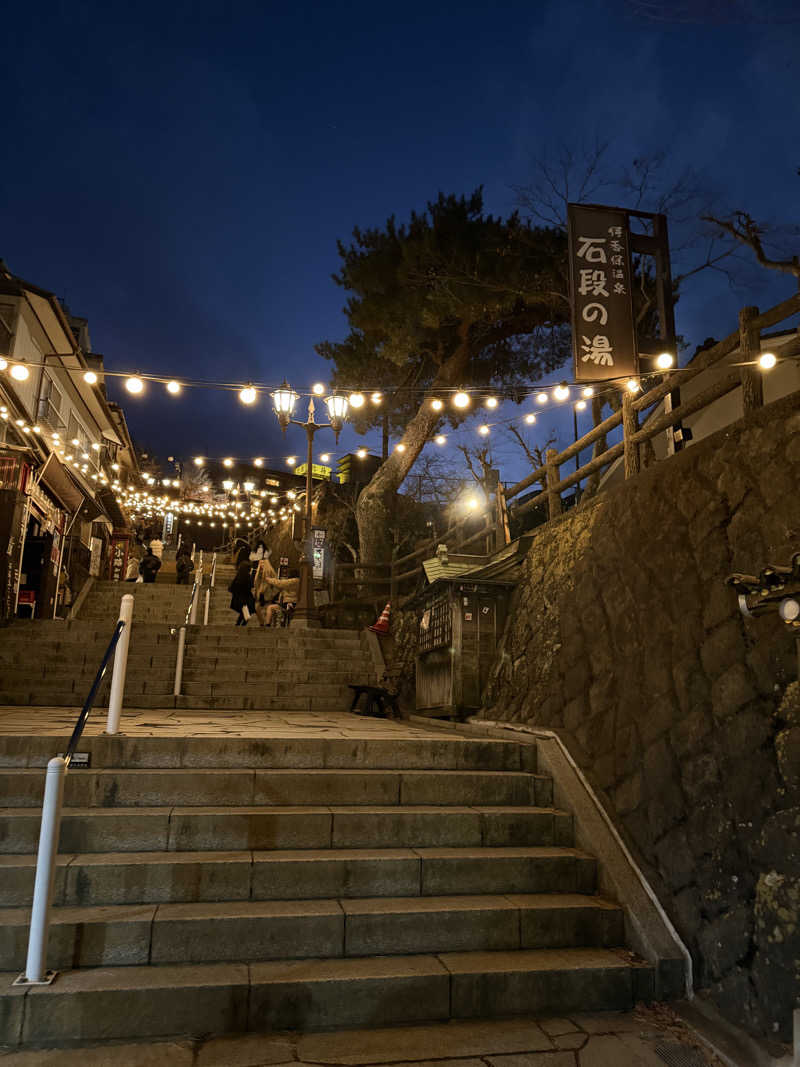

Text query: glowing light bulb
(223, 457), (234, 468)
(371, 392), (382, 405)
(83, 370), (98, 385)
(356, 448), (367, 458)
(656, 352), (674, 370)
(525, 413), (536, 425)
(536, 392), (548, 405)
(320, 453), (330, 463)
(286, 456), (296, 465)
(239, 386), (257, 405)
(485, 397), (498, 409)
(194, 456), (204, 466)
(575, 399), (587, 411)
(582, 386), (594, 398)
(395, 443), (406, 453)
(553, 382), (570, 401)
(435, 434), (446, 445)
(759, 352), (777, 370)
(166, 380), (182, 395)
(453, 391), (470, 409)
(243, 481), (255, 491)
(626, 379), (640, 393)
(0, 359), (6, 371)
(431, 398), (444, 411)
(254, 457), (264, 467)
(349, 392), (365, 408)
(11, 364), (30, 381)
(312, 382), (325, 395)
(478, 425), (490, 436)
(125, 376), (144, 394)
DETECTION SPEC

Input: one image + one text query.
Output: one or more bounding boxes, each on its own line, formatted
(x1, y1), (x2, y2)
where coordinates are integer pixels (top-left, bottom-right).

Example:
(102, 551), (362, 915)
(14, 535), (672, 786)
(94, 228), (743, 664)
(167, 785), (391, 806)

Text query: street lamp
(271, 384), (349, 626)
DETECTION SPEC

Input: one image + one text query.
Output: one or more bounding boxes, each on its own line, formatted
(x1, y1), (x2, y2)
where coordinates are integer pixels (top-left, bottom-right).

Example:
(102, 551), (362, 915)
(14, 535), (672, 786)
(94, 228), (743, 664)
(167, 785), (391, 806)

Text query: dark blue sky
(2, 0), (798, 477)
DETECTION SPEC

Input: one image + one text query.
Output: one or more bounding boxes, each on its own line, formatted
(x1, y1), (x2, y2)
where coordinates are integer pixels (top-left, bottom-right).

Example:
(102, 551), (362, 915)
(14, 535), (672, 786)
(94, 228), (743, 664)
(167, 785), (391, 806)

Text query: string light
(431, 398), (444, 411)
(239, 386), (257, 405)
(453, 391), (470, 409)
(759, 352), (776, 370)
(478, 424), (490, 436)
(320, 453), (330, 463)
(312, 383), (325, 395)
(656, 353), (674, 370)
(10, 364), (29, 382)
(485, 397), (498, 409)
(371, 392), (383, 405)
(349, 392), (365, 408)
(286, 456), (296, 465)
(395, 443), (406, 453)
(536, 392), (548, 405)
(166, 380), (182, 395)
(356, 448), (368, 458)
(223, 457), (234, 468)
(435, 434), (446, 445)
(83, 370), (98, 385)
(582, 386), (594, 398)
(0, 359), (7, 371)
(193, 456), (204, 466)
(524, 413), (536, 425)
(575, 399), (587, 411)
(254, 457), (264, 467)
(553, 382), (570, 401)
(125, 376), (144, 394)
(625, 379), (640, 393)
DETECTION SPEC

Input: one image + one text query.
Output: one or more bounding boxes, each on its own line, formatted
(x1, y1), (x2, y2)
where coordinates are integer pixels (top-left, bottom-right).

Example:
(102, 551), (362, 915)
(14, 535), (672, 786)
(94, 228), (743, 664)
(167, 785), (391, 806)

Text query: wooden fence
(325, 292), (800, 618)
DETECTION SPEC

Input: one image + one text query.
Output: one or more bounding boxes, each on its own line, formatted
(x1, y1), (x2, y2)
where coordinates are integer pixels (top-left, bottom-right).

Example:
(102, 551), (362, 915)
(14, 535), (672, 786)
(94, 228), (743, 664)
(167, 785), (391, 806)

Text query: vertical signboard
(568, 204), (637, 383)
(311, 527), (326, 580)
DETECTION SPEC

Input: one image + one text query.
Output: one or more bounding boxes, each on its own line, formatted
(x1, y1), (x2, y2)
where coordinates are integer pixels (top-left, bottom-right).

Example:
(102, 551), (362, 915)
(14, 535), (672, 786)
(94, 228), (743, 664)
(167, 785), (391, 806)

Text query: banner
(568, 203), (637, 383)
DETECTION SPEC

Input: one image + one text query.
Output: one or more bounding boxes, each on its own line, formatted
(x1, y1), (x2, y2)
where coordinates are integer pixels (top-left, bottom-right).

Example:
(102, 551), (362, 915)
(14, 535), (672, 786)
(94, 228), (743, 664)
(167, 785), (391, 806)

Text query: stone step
(0, 734), (532, 772)
(1, 768), (550, 808)
(0, 893), (624, 969)
(0, 947), (652, 1044)
(0, 846), (596, 906)
(0, 805), (572, 853)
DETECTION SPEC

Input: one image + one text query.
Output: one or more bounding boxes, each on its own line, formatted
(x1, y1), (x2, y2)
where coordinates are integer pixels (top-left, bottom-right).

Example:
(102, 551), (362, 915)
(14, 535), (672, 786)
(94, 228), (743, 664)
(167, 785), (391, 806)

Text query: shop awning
(38, 454), (85, 513)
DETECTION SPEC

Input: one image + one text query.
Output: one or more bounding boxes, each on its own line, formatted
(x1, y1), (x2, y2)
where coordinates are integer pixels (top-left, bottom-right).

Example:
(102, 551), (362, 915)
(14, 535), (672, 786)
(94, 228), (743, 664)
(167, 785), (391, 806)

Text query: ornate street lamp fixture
(271, 384), (349, 626)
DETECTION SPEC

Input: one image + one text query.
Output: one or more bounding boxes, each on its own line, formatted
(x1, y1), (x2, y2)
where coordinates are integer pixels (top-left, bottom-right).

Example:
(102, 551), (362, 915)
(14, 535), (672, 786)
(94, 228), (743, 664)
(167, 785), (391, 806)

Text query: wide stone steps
(0, 894), (625, 969)
(0, 767), (552, 807)
(0, 845), (598, 906)
(0, 948), (653, 1044)
(0, 804), (571, 853)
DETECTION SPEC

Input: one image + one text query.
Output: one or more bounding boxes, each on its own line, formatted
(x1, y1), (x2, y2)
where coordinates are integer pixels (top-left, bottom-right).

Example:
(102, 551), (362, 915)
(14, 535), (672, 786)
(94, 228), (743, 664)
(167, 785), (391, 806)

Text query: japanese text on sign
(568, 204), (637, 383)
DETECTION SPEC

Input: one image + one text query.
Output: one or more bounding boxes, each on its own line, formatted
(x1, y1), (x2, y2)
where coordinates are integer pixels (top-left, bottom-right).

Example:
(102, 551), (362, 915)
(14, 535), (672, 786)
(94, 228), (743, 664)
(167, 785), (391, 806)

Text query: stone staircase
(0, 730), (656, 1047)
(0, 566), (378, 712)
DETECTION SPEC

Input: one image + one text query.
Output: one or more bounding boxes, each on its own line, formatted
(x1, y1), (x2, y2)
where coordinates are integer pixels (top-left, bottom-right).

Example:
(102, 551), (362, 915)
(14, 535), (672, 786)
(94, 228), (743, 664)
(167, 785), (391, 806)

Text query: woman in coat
(228, 558), (255, 626)
(175, 545), (195, 585)
(139, 549), (162, 583)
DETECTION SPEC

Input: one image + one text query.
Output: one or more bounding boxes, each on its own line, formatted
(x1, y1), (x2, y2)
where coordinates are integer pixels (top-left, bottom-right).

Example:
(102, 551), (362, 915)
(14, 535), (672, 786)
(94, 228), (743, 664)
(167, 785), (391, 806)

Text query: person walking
(175, 544), (195, 585)
(125, 539), (143, 582)
(228, 556), (255, 626)
(139, 548), (162, 583)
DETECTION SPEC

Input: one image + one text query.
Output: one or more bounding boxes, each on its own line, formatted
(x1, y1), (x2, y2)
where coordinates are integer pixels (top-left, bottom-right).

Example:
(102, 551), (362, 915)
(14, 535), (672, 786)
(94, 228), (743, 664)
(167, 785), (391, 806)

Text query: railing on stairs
(13, 595), (134, 987)
(172, 577), (201, 697)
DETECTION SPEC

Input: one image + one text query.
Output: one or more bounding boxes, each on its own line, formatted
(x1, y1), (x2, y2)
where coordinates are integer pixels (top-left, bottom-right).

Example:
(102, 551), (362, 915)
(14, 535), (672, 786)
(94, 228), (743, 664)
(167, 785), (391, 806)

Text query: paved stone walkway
(0, 1007), (725, 1065)
(0, 708), (442, 740)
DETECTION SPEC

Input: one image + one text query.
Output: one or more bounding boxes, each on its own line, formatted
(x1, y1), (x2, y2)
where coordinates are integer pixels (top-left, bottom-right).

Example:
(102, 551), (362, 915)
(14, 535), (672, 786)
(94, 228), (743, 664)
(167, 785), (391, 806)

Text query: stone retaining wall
(481, 391), (800, 1042)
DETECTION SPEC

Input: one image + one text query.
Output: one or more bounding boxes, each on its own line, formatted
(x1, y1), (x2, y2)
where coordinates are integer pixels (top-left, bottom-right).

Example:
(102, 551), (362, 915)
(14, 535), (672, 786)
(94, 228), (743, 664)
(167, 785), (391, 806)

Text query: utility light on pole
(271, 382), (349, 626)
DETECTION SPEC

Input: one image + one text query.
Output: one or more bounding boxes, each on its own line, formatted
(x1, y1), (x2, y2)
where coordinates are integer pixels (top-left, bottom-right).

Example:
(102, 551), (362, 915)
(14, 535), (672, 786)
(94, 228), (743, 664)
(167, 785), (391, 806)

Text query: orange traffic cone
(369, 602), (391, 634)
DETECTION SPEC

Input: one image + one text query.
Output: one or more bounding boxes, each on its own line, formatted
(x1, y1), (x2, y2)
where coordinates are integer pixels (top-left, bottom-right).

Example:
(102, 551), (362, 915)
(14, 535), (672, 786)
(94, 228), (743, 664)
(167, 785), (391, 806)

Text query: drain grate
(655, 1041), (710, 1067)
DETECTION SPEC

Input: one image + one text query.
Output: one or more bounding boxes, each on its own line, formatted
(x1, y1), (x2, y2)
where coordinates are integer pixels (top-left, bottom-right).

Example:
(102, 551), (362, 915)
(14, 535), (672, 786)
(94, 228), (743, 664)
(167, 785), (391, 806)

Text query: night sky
(2, 1), (798, 481)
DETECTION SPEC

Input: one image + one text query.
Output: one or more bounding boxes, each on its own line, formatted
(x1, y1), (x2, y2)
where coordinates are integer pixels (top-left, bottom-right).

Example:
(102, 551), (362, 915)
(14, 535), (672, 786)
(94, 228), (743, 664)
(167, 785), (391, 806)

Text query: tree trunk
(356, 336), (472, 564)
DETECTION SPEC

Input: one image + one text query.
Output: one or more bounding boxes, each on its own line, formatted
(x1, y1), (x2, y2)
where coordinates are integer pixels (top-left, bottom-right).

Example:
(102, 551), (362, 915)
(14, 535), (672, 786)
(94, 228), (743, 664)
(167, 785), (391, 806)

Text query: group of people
(124, 536), (164, 583)
(228, 539), (300, 627)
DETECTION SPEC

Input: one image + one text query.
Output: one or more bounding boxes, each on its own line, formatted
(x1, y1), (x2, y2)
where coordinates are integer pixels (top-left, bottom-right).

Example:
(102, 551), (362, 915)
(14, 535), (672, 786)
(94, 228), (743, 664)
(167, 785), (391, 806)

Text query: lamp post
(271, 382), (348, 627)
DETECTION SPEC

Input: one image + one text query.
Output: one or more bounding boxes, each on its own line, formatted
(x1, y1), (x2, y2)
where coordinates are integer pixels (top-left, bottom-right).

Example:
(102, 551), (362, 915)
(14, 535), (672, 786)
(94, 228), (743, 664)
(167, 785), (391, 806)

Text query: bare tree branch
(702, 212), (800, 278)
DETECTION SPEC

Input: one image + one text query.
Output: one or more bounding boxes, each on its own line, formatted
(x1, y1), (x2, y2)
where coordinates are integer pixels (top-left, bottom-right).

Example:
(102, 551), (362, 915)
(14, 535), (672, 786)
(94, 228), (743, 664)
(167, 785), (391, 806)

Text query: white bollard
(198, 550), (203, 573)
(173, 626), (186, 696)
(189, 584), (198, 625)
(106, 595), (134, 735)
(23, 757), (66, 983)
(203, 588), (210, 626)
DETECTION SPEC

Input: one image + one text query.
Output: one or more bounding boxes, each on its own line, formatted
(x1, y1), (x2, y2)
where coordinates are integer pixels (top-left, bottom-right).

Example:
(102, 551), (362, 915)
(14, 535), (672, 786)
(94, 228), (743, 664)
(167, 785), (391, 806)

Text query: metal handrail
(184, 579), (199, 627)
(64, 619), (125, 766)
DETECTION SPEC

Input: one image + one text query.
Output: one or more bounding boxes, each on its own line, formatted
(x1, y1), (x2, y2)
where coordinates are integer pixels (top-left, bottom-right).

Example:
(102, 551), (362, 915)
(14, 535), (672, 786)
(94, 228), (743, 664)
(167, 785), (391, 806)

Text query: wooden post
(739, 305), (764, 412)
(622, 393), (640, 478)
(545, 448), (561, 521)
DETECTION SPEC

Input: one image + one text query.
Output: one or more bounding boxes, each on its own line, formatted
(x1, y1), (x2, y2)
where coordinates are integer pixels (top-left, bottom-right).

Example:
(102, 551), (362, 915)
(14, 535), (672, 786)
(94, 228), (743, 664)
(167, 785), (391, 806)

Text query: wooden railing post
(545, 448), (561, 520)
(739, 305), (764, 412)
(622, 392), (640, 479)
